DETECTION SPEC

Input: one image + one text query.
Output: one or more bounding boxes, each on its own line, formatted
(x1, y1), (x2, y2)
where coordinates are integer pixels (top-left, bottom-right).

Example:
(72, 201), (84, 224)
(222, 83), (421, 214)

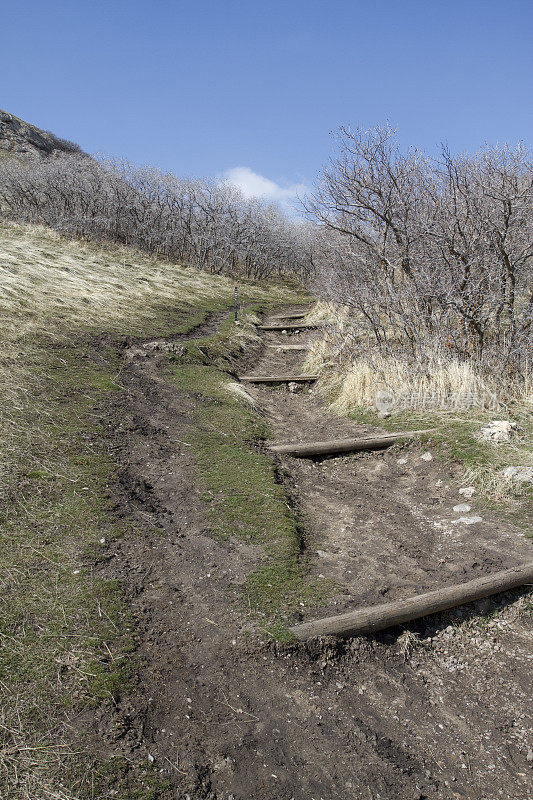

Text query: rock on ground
(479, 420), (519, 444)
(501, 466), (533, 484)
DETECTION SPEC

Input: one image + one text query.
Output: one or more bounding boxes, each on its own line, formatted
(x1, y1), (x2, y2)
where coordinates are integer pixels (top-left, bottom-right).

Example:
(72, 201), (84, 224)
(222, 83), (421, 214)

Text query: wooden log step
(271, 312), (308, 321)
(267, 345), (308, 351)
(240, 374), (318, 384)
(258, 324), (319, 331)
(290, 562), (533, 640)
(270, 429), (434, 457)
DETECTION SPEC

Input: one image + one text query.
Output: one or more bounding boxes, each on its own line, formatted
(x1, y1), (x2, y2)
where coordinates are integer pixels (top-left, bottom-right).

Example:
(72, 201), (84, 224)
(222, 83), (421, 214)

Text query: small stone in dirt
(397, 457), (408, 465)
(453, 503), (471, 513)
(287, 382), (300, 393)
(526, 748), (533, 761)
(479, 420), (519, 444)
(459, 486), (476, 498)
(452, 515), (483, 525)
(420, 452), (433, 461)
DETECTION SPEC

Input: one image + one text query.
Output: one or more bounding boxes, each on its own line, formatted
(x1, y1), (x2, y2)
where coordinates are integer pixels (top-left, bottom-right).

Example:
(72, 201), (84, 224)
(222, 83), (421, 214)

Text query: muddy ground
(89, 308), (531, 800)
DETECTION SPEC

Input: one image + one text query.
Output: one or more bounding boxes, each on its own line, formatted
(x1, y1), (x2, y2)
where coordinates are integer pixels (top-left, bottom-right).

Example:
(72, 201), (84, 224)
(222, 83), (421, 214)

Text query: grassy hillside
(0, 221), (303, 474)
(0, 221), (308, 799)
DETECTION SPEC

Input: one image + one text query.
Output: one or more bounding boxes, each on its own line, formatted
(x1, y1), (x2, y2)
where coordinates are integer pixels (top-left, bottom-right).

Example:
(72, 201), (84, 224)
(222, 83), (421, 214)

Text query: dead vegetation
(301, 126), (532, 517)
(306, 124), (532, 405)
(0, 154), (314, 281)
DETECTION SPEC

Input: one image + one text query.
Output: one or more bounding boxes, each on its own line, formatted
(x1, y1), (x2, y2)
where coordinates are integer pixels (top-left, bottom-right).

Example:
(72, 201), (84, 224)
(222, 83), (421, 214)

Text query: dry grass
(304, 346), (532, 414)
(302, 300), (338, 325)
(0, 220), (246, 349)
(0, 702), (81, 800)
(463, 462), (533, 504)
(397, 630), (422, 662)
(0, 221), (294, 478)
(305, 319), (532, 519)
(225, 381), (261, 410)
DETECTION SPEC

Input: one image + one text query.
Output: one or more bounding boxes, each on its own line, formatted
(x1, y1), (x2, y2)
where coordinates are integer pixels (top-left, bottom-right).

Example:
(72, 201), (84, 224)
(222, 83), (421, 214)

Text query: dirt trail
(249, 318), (530, 612)
(94, 307), (532, 800)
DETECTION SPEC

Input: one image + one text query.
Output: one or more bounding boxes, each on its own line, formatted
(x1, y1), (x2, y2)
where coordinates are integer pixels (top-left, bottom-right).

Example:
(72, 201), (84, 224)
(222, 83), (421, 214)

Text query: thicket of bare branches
(0, 154), (314, 282)
(308, 124), (532, 382)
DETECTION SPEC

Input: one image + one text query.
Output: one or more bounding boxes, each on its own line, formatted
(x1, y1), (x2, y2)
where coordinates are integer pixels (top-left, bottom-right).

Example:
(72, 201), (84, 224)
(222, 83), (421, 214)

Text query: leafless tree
(307, 124), (532, 380)
(0, 154), (314, 283)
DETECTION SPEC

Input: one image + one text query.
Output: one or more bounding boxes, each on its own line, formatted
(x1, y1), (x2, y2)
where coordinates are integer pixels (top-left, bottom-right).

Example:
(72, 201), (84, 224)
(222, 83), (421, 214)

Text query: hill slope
(0, 220), (309, 797)
(0, 108), (84, 160)
(0, 221), (531, 800)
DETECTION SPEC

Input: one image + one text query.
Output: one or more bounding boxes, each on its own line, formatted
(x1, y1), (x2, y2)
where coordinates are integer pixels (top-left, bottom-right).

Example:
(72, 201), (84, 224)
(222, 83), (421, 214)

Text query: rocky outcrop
(0, 108), (84, 160)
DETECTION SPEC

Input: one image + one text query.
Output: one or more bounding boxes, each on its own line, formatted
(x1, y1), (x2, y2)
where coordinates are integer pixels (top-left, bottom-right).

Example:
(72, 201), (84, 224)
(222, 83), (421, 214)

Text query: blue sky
(3, 0), (532, 206)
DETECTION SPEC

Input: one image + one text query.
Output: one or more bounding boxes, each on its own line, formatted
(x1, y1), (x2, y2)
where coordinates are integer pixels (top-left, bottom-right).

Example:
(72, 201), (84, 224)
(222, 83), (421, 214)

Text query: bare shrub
(0, 154), (314, 282)
(307, 124), (532, 400)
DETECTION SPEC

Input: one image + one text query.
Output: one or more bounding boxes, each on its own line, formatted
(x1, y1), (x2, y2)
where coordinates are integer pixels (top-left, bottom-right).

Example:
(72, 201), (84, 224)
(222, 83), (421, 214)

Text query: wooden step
(267, 344), (308, 351)
(258, 323), (319, 331)
(240, 375), (318, 384)
(269, 430), (434, 458)
(290, 562), (533, 640)
(271, 312), (308, 321)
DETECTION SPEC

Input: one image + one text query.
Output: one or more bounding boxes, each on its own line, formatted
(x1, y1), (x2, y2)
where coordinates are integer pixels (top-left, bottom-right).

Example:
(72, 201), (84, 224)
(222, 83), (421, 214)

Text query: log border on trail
(240, 375), (318, 383)
(270, 430), (434, 457)
(290, 562), (533, 640)
(271, 313), (308, 321)
(258, 324), (319, 331)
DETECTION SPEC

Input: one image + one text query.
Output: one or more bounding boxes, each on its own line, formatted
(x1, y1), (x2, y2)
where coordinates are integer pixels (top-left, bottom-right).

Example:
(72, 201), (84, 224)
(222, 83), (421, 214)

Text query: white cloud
(221, 166), (308, 213)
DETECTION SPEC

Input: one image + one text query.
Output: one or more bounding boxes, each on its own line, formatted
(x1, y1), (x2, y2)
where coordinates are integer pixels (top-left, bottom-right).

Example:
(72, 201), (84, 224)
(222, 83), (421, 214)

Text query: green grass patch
(170, 354), (333, 638)
(0, 340), (142, 797)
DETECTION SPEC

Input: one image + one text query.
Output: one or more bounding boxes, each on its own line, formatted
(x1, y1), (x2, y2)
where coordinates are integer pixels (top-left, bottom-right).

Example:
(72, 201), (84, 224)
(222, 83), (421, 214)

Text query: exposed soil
(89, 308), (532, 800)
(252, 328), (530, 611)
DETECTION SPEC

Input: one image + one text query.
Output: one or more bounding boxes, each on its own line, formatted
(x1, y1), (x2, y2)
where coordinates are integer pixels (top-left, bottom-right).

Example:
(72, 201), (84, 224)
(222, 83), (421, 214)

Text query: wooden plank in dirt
(258, 324), (319, 331)
(270, 430), (434, 457)
(267, 345), (308, 351)
(271, 313), (308, 321)
(240, 375), (318, 384)
(290, 562), (533, 640)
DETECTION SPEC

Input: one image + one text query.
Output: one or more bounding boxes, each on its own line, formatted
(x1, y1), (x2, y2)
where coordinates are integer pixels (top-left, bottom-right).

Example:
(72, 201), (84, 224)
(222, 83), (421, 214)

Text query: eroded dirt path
(250, 319), (530, 610)
(94, 308), (532, 800)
